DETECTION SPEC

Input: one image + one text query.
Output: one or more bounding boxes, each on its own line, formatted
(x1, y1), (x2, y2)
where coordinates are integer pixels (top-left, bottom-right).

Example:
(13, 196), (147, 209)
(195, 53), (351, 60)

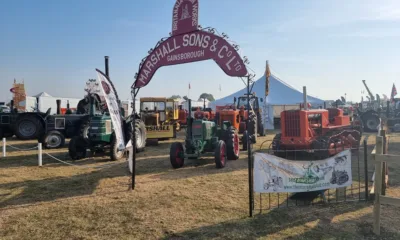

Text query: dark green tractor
(68, 96), (146, 161)
(169, 100), (240, 169)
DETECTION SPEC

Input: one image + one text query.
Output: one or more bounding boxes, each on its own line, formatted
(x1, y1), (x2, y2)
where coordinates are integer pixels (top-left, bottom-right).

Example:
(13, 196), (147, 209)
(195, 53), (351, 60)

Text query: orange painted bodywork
(280, 108), (351, 149)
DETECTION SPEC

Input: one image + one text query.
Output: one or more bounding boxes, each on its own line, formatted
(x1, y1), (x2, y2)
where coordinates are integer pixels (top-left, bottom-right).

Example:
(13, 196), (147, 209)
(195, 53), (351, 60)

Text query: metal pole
(363, 139), (368, 200)
(105, 56), (109, 77)
(247, 76), (253, 217)
(38, 143), (42, 166)
(2, 138), (6, 157)
(303, 86), (308, 110)
(131, 92), (137, 190)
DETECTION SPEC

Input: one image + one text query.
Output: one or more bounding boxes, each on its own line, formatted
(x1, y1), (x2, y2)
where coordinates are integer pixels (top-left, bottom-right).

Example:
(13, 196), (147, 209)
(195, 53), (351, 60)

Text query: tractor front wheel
(42, 130), (65, 149)
(215, 140), (227, 168)
(170, 142), (184, 168)
(68, 136), (88, 160)
(225, 127), (239, 160)
(110, 132), (125, 161)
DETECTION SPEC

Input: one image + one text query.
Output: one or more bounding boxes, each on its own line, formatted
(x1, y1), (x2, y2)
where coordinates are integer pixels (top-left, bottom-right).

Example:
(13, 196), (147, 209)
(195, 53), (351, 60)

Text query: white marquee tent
(210, 73), (325, 129)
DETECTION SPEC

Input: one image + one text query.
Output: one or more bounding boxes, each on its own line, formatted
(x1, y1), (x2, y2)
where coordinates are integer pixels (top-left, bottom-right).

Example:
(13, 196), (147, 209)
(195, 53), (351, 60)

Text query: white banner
(254, 150), (352, 193)
(96, 69), (125, 150)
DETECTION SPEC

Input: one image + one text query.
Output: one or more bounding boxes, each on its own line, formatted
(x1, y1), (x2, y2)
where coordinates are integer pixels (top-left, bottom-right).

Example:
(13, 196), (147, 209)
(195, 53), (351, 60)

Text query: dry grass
(1, 132), (400, 239)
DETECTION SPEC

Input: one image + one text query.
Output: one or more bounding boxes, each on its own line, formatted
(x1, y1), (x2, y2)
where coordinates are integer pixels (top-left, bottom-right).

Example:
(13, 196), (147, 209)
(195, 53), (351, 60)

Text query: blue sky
(1, 0), (400, 103)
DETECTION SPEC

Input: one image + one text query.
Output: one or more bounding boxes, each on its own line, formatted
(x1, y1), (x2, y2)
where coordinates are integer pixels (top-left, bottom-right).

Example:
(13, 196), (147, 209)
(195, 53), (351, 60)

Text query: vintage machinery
(68, 56), (146, 160)
(140, 97), (178, 142)
(169, 100), (240, 169)
(194, 107), (215, 121)
(215, 93), (265, 149)
(272, 108), (362, 159)
(177, 104), (188, 127)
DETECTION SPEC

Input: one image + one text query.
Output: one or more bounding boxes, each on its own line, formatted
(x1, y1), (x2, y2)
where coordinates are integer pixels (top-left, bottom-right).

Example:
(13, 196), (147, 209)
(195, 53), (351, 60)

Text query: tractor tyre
(362, 112), (380, 132)
(42, 130), (65, 149)
(248, 112), (257, 144)
(15, 115), (44, 140)
(170, 142), (184, 168)
(79, 116), (91, 142)
(214, 140), (227, 168)
(242, 130), (248, 151)
(68, 136), (88, 160)
(225, 127), (239, 160)
(110, 132), (125, 161)
(272, 133), (286, 158)
(257, 112), (265, 136)
(125, 119), (146, 153)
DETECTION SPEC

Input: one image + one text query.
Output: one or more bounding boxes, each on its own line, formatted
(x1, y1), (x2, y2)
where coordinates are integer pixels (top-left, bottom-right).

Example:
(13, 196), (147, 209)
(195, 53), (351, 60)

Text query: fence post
(373, 135), (384, 235)
(38, 142), (42, 167)
(2, 138), (5, 157)
(363, 139), (368, 200)
(381, 130), (387, 196)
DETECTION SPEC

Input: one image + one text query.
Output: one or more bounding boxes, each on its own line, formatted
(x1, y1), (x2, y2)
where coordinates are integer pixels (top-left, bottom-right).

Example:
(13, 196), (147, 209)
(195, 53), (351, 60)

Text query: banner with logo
(254, 150), (352, 193)
(96, 69), (125, 150)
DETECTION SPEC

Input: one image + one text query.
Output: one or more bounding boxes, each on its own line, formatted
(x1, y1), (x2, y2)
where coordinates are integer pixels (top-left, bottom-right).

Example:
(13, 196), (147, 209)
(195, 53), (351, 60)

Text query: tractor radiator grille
(283, 111), (300, 137)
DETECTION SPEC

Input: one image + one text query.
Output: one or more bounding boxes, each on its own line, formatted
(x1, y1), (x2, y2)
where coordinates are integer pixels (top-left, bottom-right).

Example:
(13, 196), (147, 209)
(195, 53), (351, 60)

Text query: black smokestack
(56, 99), (61, 114)
(105, 56), (109, 77)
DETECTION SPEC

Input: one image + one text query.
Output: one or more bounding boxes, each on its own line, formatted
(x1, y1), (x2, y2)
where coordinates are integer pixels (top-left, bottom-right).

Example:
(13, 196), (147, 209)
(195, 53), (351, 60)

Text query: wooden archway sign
(130, 0), (256, 217)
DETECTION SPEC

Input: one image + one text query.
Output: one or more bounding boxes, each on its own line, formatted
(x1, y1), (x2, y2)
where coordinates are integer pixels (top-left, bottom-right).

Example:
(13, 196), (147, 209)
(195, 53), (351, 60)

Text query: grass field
(1, 132), (400, 239)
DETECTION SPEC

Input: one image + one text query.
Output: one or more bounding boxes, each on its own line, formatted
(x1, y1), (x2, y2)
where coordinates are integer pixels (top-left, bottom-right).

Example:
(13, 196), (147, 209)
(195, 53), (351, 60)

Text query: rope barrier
(6, 144), (38, 151)
(43, 152), (123, 170)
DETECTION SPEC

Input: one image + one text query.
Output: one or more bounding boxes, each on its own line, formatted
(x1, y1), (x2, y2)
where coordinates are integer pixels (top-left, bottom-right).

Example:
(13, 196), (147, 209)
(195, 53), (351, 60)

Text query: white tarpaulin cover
(254, 150), (352, 193)
(96, 69), (125, 151)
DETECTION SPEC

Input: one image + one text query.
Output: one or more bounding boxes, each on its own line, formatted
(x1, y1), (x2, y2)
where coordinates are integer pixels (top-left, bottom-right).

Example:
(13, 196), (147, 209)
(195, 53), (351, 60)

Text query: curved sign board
(133, 0), (248, 89)
(134, 30), (248, 88)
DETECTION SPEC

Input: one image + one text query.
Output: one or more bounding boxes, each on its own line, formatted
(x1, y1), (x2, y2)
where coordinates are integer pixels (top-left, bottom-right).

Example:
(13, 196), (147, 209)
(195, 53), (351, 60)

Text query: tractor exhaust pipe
(303, 86), (308, 110)
(105, 56), (109, 77)
(187, 99), (192, 139)
(36, 97), (40, 112)
(10, 100), (14, 113)
(56, 99), (61, 114)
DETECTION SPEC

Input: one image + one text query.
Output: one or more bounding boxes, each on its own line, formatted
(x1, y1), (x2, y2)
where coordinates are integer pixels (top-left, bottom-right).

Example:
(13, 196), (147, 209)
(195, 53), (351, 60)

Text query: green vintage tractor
(68, 56), (146, 161)
(169, 99), (240, 169)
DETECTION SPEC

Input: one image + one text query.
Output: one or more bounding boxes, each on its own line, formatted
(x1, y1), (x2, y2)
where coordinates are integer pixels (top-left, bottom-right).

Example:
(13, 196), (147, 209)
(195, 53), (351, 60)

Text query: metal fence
(253, 137), (373, 214)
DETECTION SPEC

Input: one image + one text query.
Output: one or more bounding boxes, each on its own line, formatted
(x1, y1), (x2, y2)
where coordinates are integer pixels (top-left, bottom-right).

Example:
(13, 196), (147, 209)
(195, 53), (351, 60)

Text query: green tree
(169, 95), (181, 100)
(198, 93), (215, 108)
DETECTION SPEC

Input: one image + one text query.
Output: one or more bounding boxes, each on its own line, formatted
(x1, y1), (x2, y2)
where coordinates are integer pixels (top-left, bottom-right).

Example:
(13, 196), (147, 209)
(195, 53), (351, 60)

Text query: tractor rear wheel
(362, 112), (380, 132)
(248, 111), (257, 143)
(272, 133), (286, 158)
(15, 115), (43, 140)
(215, 140), (227, 168)
(42, 130), (65, 149)
(225, 127), (239, 160)
(242, 130), (248, 151)
(125, 119), (147, 152)
(110, 132), (125, 161)
(170, 142), (184, 168)
(68, 136), (87, 160)
(79, 116), (91, 142)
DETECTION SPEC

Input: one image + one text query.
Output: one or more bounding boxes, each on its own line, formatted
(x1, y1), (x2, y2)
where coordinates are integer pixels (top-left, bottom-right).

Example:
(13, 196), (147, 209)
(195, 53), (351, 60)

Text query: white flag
(96, 69), (125, 150)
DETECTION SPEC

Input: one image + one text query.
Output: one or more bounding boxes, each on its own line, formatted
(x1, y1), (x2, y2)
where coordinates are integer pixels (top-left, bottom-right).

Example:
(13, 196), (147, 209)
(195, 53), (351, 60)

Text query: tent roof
(211, 74), (324, 107)
(33, 92), (52, 97)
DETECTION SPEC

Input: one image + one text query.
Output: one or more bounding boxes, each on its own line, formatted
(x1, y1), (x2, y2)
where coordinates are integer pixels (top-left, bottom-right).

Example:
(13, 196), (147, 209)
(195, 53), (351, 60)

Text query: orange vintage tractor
(215, 93), (265, 148)
(272, 108), (362, 159)
(194, 107), (215, 121)
(178, 105), (188, 127)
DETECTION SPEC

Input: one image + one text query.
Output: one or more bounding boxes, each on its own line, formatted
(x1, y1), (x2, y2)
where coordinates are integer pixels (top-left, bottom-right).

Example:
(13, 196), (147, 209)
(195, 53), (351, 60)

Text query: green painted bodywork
(89, 114), (113, 143)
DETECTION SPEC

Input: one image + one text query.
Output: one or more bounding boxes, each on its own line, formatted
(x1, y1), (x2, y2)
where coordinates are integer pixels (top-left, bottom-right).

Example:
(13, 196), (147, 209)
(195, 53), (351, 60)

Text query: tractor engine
(188, 119), (217, 154)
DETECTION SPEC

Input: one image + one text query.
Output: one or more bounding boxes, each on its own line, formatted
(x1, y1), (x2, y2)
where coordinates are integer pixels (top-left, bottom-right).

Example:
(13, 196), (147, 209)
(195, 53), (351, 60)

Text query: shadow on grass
(165, 202), (400, 240)
(0, 153), (173, 208)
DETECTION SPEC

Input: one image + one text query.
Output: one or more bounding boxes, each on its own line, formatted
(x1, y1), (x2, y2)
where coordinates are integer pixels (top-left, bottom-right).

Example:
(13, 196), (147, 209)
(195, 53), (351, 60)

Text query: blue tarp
(210, 74), (325, 129)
